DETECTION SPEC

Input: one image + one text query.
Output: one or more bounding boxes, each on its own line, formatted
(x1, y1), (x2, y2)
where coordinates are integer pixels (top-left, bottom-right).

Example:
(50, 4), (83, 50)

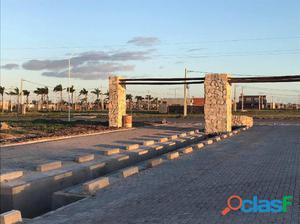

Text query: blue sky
(1, 0), (300, 102)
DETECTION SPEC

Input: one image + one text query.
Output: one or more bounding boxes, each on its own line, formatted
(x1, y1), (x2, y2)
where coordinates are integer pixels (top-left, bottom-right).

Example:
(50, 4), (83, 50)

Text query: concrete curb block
(188, 130), (195, 135)
(214, 136), (221, 142)
(83, 177), (110, 194)
(170, 135), (178, 140)
(101, 148), (120, 156)
(158, 137), (168, 143)
(167, 152), (180, 160)
(0, 210), (22, 224)
(36, 161), (62, 172)
(74, 154), (94, 163)
(221, 134), (228, 139)
(147, 158), (164, 168)
(195, 143), (204, 150)
(203, 139), (213, 145)
(180, 147), (193, 154)
(121, 167), (139, 178)
(143, 140), (155, 146)
(0, 171), (24, 182)
(179, 133), (187, 137)
(126, 144), (139, 151)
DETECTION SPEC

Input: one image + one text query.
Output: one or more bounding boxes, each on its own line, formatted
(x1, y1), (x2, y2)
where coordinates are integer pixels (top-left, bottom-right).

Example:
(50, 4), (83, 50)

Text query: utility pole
(241, 87), (244, 111)
(183, 68), (187, 117)
(233, 84), (237, 112)
(20, 78), (24, 114)
(68, 58), (71, 122)
(258, 95), (261, 110)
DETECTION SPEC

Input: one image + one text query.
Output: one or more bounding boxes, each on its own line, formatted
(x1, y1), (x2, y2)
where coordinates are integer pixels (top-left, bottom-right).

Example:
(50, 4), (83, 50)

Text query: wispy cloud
(1, 63), (19, 70)
(187, 48), (206, 52)
(41, 62), (135, 80)
(127, 37), (160, 46)
(21, 49), (153, 80)
(22, 50), (152, 71)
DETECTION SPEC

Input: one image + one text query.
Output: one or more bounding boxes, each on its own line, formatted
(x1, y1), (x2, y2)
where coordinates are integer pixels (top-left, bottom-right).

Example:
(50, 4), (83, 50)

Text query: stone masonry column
(108, 76), (126, 128)
(204, 73), (232, 134)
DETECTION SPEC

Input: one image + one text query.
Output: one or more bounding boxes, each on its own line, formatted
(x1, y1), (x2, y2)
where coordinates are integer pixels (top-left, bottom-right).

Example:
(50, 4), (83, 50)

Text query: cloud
(187, 48), (206, 52)
(175, 61), (184, 64)
(22, 50), (152, 71)
(127, 37), (160, 46)
(1, 63), (19, 70)
(41, 62), (135, 80)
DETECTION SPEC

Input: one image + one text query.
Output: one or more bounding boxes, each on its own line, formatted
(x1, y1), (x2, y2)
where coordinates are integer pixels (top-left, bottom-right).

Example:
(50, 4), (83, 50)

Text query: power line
(2, 36), (300, 50)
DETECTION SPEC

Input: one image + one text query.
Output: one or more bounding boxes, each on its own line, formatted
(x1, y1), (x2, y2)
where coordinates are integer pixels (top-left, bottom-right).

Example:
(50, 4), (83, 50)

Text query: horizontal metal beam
(230, 75), (300, 83)
(119, 81), (204, 85)
(120, 77), (205, 82)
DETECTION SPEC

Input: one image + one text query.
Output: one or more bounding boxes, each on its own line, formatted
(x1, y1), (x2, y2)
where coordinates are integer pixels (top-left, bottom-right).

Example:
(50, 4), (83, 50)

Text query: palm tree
(79, 88), (88, 111)
(23, 90), (30, 111)
(0, 86), (4, 112)
(135, 96), (144, 110)
(91, 88), (101, 110)
(9, 87), (20, 112)
(145, 95), (153, 110)
(34, 87), (48, 111)
(126, 94), (133, 110)
(67, 85), (75, 106)
(152, 97), (159, 110)
(53, 84), (63, 111)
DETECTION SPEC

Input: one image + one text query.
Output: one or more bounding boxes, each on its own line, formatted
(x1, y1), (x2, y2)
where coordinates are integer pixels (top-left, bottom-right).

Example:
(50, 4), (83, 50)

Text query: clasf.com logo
(221, 195), (293, 216)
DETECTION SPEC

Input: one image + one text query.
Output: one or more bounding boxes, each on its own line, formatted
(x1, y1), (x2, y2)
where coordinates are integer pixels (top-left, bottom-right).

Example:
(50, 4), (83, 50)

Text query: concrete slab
(169, 135), (178, 140)
(158, 138), (168, 143)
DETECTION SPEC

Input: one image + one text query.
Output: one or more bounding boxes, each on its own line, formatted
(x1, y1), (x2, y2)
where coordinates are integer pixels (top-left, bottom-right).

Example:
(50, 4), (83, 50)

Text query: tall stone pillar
(108, 76), (126, 128)
(204, 73), (232, 134)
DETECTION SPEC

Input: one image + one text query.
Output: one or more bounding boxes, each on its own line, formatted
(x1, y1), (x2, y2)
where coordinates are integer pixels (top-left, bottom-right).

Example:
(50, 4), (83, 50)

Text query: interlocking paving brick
(26, 126), (300, 224)
(0, 210), (22, 224)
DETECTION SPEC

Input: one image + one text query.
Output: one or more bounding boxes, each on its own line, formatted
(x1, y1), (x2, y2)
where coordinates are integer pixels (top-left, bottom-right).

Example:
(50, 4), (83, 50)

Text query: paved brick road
(30, 125), (300, 224)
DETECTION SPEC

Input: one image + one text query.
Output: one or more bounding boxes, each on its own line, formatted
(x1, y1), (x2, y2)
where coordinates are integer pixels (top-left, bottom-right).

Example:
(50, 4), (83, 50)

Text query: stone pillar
(204, 73), (232, 134)
(108, 76), (126, 128)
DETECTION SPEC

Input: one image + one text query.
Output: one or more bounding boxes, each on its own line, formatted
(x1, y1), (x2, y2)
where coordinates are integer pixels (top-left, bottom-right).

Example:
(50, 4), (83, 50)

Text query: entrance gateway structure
(108, 73), (232, 134)
(108, 74), (300, 133)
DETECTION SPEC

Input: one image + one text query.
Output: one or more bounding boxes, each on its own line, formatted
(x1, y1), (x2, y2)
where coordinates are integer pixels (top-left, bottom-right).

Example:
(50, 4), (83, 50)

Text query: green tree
(79, 88), (88, 111)
(135, 95), (144, 110)
(67, 86), (75, 105)
(91, 88), (101, 110)
(53, 84), (63, 111)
